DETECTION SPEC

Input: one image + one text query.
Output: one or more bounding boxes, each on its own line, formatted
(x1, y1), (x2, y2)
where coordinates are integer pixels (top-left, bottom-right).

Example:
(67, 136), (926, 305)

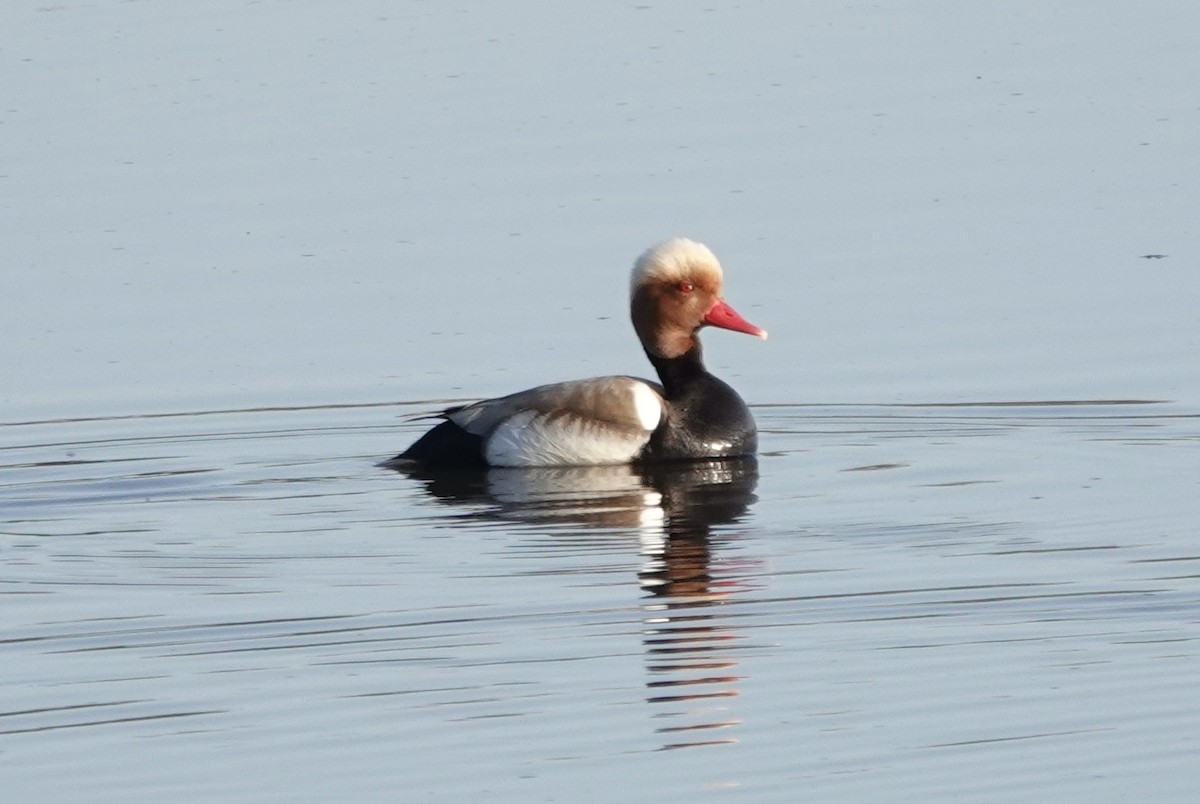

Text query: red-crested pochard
(390, 238), (767, 468)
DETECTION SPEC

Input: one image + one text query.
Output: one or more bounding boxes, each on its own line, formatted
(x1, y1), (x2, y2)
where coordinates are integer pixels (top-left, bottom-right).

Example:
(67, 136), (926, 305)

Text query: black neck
(647, 342), (710, 398)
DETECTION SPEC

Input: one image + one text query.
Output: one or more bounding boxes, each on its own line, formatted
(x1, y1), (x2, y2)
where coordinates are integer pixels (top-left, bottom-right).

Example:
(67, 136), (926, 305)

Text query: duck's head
(630, 238), (767, 359)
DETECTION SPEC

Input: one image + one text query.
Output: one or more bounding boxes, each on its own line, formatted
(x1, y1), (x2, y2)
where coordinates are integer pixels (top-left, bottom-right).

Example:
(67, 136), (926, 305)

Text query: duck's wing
(448, 376), (666, 467)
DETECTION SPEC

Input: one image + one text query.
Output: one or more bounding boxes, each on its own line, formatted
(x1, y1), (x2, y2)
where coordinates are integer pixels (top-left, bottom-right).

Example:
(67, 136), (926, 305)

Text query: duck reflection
(636, 460), (759, 749)
(392, 457), (759, 751)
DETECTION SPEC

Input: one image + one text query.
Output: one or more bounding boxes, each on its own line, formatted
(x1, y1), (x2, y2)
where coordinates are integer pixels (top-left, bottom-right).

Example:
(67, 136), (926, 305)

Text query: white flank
(484, 410), (653, 467)
(631, 382), (664, 431)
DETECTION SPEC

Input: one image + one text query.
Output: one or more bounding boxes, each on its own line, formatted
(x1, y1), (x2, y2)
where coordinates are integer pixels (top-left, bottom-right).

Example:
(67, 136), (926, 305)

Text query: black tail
(381, 419), (487, 469)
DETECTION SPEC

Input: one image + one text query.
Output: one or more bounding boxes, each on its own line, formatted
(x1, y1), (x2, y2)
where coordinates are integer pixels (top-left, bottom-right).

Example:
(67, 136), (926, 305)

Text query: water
(4, 401), (1198, 800)
(4, 1), (1200, 800)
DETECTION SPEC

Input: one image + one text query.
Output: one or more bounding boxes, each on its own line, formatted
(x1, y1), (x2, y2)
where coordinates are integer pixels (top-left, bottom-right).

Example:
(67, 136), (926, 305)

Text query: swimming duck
(389, 238), (766, 468)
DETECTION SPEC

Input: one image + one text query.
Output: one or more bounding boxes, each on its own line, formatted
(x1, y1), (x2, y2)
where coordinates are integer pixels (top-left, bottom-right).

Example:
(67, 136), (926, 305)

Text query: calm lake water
(4, 1), (1199, 801)
(5, 401), (1198, 800)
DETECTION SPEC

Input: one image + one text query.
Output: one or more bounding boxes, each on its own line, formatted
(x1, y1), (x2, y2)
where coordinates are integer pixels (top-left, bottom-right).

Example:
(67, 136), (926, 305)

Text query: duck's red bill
(703, 300), (768, 339)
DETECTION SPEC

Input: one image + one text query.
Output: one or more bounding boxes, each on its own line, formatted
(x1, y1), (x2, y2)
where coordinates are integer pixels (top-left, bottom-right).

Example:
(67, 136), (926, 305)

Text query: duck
(388, 238), (767, 468)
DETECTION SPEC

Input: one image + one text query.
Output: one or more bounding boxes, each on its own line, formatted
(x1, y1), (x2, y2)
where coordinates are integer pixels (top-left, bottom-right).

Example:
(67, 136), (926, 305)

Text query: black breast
(641, 351), (757, 461)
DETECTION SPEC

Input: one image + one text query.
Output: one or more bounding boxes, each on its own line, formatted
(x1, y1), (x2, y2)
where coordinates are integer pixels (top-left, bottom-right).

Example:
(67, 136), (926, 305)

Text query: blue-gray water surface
(5, 0), (1200, 800)
(4, 401), (1198, 801)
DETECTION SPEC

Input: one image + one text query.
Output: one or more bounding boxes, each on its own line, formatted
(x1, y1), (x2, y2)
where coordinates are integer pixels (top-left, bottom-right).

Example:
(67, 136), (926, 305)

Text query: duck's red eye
(678, 281), (694, 293)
